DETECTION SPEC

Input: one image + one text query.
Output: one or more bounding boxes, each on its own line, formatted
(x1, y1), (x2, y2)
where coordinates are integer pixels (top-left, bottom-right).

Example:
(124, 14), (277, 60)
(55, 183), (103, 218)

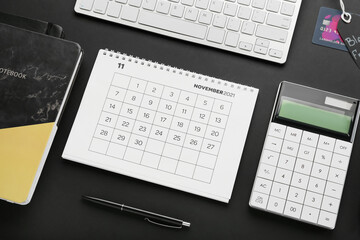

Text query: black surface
(1, 0), (360, 239)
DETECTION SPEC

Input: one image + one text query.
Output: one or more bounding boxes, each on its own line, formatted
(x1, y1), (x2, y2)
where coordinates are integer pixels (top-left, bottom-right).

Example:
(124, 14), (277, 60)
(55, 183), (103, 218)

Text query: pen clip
(144, 218), (182, 229)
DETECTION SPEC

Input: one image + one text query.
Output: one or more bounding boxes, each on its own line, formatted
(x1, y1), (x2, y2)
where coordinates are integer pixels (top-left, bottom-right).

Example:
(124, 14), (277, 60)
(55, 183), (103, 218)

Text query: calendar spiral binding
(102, 49), (256, 93)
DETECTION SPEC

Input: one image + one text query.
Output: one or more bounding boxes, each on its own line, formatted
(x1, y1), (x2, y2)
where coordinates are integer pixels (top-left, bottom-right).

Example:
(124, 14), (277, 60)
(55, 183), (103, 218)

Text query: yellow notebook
(0, 23), (83, 204)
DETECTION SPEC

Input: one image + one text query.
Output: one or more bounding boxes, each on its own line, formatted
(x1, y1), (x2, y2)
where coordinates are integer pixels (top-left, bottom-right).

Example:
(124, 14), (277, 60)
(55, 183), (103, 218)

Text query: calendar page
(63, 49), (258, 202)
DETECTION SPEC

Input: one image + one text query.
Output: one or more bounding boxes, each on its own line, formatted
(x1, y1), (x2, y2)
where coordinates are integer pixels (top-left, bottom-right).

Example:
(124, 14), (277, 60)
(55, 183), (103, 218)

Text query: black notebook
(0, 23), (83, 204)
(0, 11), (64, 38)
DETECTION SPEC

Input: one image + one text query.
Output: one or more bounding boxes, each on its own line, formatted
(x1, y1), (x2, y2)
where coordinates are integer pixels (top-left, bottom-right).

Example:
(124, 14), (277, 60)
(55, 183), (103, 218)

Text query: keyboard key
(156, 0), (171, 14)
(252, 9), (266, 23)
(93, 0), (108, 14)
(80, 0), (94, 10)
(199, 11), (213, 24)
(182, 0), (194, 5)
(107, 1), (122, 17)
(227, 18), (241, 31)
(252, 0), (266, 9)
(224, 31), (240, 47)
(256, 25), (288, 43)
(207, 27), (225, 43)
(184, 8), (199, 21)
(241, 21), (256, 35)
(281, 2), (295, 16)
(223, 2), (237, 16)
(267, 13), (291, 29)
(256, 38), (270, 47)
(116, 0), (128, 3)
(269, 49), (283, 58)
(239, 41), (253, 51)
(209, 0), (223, 12)
(170, 4), (185, 17)
(129, 0), (142, 7)
(213, 15), (227, 28)
(121, 5), (139, 21)
(138, 11), (207, 39)
(195, 0), (209, 9)
(266, 0), (281, 12)
(238, 0), (251, 5)
(238, 6), (252, 19)
(254, 45), (267, 55)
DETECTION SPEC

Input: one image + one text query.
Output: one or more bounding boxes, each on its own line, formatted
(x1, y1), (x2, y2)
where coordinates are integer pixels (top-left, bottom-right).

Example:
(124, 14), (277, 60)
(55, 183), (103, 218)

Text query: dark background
(1, 0), (360, 239)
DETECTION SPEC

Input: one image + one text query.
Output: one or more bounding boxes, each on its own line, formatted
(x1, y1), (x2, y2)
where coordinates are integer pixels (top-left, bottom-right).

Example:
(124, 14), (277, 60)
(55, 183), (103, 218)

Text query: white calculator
(249, 81), (360, 229)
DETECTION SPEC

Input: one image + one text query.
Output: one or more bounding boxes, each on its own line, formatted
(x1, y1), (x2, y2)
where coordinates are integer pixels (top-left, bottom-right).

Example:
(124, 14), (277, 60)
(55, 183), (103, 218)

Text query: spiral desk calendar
(63, 49), (258, 202)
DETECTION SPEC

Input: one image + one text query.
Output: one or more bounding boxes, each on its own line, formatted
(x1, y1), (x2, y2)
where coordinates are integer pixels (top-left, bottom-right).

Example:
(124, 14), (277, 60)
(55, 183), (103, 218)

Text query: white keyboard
(75, 0), (302, 63)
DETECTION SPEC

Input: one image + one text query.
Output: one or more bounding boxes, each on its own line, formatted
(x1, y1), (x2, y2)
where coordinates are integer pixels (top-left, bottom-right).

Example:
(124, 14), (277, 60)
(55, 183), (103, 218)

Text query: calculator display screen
(278, 99), (352, 135)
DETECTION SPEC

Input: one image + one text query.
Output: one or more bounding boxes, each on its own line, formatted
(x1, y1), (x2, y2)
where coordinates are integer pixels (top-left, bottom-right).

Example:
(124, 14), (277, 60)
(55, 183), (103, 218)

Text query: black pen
(82, 195), (191, 229)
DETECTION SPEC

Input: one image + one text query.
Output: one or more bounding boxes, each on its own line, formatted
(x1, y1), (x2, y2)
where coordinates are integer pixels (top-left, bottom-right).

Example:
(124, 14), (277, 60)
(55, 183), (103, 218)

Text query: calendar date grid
(89, 73), (233, 183)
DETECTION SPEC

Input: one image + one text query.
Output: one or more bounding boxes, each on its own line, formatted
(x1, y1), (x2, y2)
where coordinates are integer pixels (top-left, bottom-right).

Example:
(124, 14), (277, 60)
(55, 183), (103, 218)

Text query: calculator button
(253, 177), (273, 195)
(287, 187), (306, 204)
(334, 140), (352, 157)
(250, 192), (269, 209)
(310, 163), (329, 180)
(270, 182), (289, 199)
(331, 153), (349, 171)
(301, 206), (320, 224)
(321, 196), (340, 214)
(277, 154), (296, 170)
(318, 210), (337, 229)
(317, 135), (335, 152)
(294, 158), (312, 175)
(297, 145), (315, 161)
(260, 150), (279, 166)
(301, 131), (319, 148)
(327, 167), (346, 185)
(257, 163), (276, 180)
(281, 140), (299, 157)
(267, 122), (286, 139)
(264, 136), (283, 152)
(304, 191), (323, 209)
(314, 149), (332, 166)
(307, 177), (326, 194)
(284, 201), (302, 219)
(284, 126), (302, 143)
(274, 168), (292, 185)
(291, 172), (309, 189)
(324, 182), (343, 199)
(267, 196), (286, 214)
